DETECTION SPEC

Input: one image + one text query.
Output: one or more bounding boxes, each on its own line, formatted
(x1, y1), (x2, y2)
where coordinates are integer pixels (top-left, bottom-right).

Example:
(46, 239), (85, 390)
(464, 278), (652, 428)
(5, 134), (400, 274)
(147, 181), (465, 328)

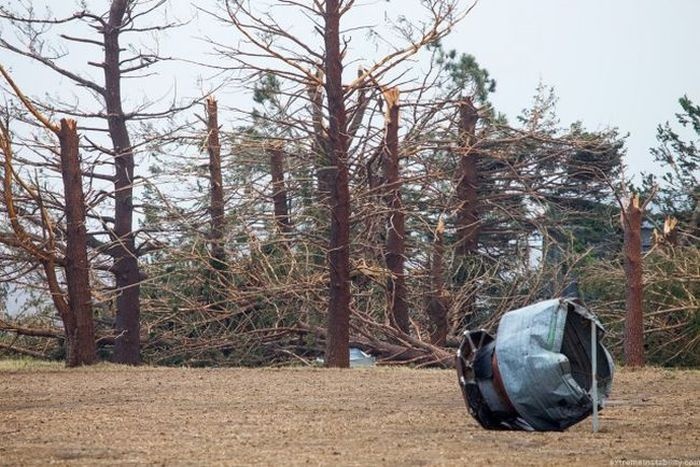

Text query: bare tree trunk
(269, 144), (293, 236)
(308, 80), (333, 203)
(454, 99), (479, 326)
(105, 0), (140, 364)
(623, 194), (645, 367)
(381, 87), (409, 334)
(426, 218), (448, 346)
(456, 99), (479, 258)
(306, 78), (334, 267)
(206, 96), (227, 272)
(58, 118), (96, 367)
(324, 0), (351, 368)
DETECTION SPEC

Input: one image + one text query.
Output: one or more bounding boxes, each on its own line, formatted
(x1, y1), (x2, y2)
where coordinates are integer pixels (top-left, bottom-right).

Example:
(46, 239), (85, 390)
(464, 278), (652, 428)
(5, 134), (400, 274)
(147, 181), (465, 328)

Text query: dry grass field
(0, 362), (698, 466)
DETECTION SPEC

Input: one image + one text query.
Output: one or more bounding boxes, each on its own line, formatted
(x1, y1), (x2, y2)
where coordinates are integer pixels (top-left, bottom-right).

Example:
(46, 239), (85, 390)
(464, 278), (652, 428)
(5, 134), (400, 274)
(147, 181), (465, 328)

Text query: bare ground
(0, 363), (698, 466)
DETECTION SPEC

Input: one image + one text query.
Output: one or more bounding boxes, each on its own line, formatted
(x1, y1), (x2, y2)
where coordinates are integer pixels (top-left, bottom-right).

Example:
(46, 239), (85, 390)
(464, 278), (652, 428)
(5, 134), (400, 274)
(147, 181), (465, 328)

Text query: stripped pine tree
(324, 0), (352, 367)
(455, 98), (480, 259)
(206, 96), (227, 275)
(307, 72), (333, 205)
(58, 119), (97, 366)
(454, 99), (480, 326)
(381, 87), (409, 334)
(104, 0), (142, 364)
(204, 96), (229, 310)
(622, 194), (648, 366)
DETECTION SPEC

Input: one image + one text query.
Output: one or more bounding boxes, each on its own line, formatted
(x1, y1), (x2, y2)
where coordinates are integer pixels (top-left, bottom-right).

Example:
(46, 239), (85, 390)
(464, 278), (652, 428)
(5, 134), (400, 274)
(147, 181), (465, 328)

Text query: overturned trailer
(456, 298), (614, 431)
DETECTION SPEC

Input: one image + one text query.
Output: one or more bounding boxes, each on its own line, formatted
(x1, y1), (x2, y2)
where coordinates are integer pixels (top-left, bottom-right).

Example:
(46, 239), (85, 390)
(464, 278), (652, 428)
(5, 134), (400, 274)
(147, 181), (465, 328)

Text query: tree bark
(456, 99), (479, 258)
(269, 144), (293, 236)
(308, 79), (333, 203)
(426, 218), (448, 346)
(623, 194), (645, 367)
(58, 118), (96, 367)
(105, 0), (140, 364)
(323, 0), (351, 368)
(206, 96), (227, 272)
(454, 99), (479, 326)
(381, 87), (409, 334)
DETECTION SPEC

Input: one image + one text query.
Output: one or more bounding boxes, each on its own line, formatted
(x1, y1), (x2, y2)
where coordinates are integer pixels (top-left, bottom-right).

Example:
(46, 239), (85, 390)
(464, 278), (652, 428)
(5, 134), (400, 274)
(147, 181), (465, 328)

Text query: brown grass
(0, 363), (698, 466)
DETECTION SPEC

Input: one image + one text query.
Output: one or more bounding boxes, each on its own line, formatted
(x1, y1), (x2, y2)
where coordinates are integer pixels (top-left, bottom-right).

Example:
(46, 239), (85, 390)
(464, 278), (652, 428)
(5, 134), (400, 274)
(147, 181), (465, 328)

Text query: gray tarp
(457, 297), (615, 431)
(494, 298), (614, 431)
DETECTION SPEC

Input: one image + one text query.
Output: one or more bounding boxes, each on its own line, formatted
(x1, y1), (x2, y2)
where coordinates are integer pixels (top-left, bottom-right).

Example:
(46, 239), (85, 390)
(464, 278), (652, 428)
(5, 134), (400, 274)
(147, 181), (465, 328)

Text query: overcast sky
(449, 0), (700, 177)
(3, 0), (699, 179)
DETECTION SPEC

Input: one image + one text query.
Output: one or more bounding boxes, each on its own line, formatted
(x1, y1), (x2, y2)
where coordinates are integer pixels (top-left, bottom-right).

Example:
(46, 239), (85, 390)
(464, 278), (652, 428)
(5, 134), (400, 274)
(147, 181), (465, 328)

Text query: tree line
(0, 0), (697, 368)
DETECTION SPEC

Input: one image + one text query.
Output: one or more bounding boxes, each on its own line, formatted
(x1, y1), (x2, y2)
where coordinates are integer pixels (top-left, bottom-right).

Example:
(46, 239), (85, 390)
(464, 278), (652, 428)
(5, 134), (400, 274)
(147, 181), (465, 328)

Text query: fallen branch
(0, 341), (49, 359)
(0, 320), (63, 339)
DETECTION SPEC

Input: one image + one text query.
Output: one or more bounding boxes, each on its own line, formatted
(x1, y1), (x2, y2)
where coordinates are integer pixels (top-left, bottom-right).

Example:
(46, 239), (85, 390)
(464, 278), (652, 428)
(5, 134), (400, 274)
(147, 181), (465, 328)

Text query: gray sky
(448, 0), (700, 177)
(3, 0), (699, 179)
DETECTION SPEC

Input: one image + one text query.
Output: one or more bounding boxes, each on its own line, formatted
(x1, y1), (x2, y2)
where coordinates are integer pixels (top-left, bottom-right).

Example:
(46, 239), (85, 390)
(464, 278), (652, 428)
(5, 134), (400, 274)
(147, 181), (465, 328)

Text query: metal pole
(591, 319), (599, 433)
